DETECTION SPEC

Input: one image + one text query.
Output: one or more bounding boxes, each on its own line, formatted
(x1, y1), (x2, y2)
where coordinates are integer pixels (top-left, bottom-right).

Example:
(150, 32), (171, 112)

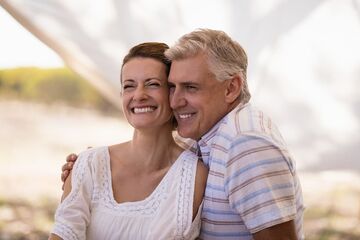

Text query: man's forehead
(169, 59), (203, 77)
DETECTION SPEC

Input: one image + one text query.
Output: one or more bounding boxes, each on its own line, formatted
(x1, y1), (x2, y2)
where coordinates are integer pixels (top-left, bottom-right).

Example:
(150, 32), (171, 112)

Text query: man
(62, 29), (304, 239)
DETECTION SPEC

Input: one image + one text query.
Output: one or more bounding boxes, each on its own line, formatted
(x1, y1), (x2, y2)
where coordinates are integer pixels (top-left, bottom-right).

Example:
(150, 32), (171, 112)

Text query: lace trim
(53, 149), (94, 240)
(93, 147), (184, 216)
(52, 220), (79, 240)
(55, 148), (94, 213)
(56, 147), (199, 238)
(175, 151), (198, 239)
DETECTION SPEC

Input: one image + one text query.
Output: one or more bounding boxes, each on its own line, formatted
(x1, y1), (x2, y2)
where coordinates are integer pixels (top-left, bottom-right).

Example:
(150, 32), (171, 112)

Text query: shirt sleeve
(225, 135), (297, 233)
(51, 150), (94, 240)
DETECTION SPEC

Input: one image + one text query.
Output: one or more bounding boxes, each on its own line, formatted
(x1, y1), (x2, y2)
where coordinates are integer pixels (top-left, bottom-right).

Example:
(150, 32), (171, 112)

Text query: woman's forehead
(121, 58), (167, 82)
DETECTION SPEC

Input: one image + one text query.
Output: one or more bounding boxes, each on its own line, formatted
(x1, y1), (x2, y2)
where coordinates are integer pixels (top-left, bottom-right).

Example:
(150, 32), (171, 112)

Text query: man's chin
(177, 131), (191, 139)
(177, 128), (200, 140)
(177, 128), (193, 139)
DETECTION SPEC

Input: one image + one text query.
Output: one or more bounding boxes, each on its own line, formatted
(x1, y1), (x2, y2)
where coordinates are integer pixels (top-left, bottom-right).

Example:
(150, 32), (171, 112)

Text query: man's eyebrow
(181, 82), (199, 87)
(168, 81), (198, 86)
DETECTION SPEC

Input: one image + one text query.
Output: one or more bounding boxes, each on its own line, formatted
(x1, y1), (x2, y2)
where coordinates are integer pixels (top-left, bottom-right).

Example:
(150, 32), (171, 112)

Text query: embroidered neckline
(93, 147), (188, 215)
(54, 147), (200, 239)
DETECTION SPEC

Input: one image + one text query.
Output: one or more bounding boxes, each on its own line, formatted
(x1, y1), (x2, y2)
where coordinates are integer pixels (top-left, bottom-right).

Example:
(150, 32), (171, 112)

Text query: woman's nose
(133, 86), (148, 101)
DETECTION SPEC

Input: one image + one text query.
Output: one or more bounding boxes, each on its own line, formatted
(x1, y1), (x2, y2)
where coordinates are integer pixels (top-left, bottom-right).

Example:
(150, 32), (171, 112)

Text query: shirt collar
(198, 117), (224, 147)
(197, 102), (249, 147)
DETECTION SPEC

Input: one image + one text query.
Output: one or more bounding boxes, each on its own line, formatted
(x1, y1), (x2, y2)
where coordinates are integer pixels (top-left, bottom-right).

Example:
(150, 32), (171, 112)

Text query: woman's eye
(147, 82), (160, 87)
(123, 85), (134, 90)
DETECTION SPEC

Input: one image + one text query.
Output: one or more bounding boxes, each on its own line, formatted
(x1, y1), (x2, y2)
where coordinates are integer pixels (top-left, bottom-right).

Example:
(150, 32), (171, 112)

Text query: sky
(0, 7), (64, 68)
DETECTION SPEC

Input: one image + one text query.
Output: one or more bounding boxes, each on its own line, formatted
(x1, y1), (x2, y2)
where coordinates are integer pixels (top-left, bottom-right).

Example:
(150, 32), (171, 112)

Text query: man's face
(168, 53), (230, 140)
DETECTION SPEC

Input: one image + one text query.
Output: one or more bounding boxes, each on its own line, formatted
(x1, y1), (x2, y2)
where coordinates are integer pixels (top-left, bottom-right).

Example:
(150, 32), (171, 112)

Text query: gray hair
(165, 28), (251, 104)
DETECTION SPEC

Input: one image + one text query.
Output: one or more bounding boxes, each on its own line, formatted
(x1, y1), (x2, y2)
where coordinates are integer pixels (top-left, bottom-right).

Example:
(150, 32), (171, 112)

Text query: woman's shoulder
(108, 142), (129, 153)
(79, 145), (107, 155)
(76, 146), (109, 167)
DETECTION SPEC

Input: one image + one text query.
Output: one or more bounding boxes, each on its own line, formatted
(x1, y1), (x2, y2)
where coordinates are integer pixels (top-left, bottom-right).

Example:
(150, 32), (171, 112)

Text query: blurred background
(0, 0), (359, 239)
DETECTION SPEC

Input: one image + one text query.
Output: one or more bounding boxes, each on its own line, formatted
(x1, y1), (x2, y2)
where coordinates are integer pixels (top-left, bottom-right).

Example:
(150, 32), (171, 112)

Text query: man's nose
(170, 89), (186, 109)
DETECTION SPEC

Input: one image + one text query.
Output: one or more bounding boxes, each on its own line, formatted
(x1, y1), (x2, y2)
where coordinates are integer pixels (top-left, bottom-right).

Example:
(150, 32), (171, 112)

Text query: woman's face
(121, 57), (172, 129)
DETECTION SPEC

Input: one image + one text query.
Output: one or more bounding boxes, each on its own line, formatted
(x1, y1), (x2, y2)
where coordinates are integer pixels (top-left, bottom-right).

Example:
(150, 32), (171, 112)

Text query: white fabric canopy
(1, 0), (360, 171)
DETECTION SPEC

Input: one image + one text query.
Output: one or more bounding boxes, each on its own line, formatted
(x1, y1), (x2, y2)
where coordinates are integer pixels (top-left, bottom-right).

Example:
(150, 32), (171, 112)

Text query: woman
(49, 42), (208, 240)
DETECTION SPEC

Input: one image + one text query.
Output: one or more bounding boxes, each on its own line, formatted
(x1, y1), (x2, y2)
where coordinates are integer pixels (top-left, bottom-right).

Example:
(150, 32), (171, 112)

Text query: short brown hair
(122, 42), (171, 77)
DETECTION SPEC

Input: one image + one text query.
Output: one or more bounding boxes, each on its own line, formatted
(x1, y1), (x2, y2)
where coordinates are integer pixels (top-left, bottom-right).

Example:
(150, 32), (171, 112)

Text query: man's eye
(186, 85), (197, 91)
(168, 84), (175, 92)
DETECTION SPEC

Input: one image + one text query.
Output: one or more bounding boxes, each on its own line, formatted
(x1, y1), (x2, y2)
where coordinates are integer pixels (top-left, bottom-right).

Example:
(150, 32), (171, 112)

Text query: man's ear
(225, 75), (242, 103)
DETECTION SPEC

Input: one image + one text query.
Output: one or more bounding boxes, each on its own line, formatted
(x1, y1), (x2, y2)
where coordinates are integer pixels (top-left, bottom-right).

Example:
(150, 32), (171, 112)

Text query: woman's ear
(225, 75), (242, 103)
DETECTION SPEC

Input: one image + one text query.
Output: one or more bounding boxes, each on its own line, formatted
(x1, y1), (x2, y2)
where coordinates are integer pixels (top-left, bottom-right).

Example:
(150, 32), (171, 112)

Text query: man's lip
(176, 112), (196, 120)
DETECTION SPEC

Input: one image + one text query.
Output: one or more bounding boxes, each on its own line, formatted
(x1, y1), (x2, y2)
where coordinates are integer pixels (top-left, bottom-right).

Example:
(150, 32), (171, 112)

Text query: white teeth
(133, 107), (155, 113)
(179, 114), (192, 119)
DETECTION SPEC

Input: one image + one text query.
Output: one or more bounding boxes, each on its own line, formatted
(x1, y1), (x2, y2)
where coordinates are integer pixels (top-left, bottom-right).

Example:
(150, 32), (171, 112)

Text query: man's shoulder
(224, 103), (265, 131)
(221, 103), (285, 146)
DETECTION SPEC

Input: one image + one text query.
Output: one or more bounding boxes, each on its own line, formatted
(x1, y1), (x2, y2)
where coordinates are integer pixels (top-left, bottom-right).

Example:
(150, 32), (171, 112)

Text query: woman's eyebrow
(122, 79), (135, 83)
(144, 77), (161, 82)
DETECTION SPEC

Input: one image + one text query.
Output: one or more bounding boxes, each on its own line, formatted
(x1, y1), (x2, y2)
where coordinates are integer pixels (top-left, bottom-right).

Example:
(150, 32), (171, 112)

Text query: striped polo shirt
(176, 103), (304, 239)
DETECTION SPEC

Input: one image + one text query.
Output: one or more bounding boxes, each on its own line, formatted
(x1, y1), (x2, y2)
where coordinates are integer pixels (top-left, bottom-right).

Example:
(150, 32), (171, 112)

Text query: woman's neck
(128, 125), (180, 171)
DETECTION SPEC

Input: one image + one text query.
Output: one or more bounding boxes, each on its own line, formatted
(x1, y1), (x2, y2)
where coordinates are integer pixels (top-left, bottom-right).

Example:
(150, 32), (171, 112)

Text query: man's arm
(253, 220), (297, 240)
(226, 136), (301, 239)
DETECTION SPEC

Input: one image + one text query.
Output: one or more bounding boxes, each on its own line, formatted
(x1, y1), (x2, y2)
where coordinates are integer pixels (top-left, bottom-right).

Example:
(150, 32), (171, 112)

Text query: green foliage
(0, 67), (117, 113)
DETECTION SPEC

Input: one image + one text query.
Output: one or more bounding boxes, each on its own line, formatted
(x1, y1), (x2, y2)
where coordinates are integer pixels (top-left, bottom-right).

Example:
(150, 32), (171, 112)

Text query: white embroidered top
(52, 146), (202, 240)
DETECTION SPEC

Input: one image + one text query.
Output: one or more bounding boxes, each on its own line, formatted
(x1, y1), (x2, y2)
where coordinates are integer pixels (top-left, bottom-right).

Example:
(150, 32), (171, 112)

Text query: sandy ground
(0, 100), (359, 239)
(0, 100), (133, 199)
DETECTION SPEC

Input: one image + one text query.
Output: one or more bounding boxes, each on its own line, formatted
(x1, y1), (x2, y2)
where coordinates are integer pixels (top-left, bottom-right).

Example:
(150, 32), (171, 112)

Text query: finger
(65, 162), (74, 171)
(62, 162), (72, 171)
(66, 153), (77, 162)
(61, 170), (69, 182)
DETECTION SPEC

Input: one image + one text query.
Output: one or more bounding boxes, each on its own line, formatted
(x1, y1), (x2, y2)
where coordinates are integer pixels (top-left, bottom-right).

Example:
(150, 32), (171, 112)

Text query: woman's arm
(50, 150), (94, 239)
(193, 161), (208, 220)
(49, 173), (73, 239)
